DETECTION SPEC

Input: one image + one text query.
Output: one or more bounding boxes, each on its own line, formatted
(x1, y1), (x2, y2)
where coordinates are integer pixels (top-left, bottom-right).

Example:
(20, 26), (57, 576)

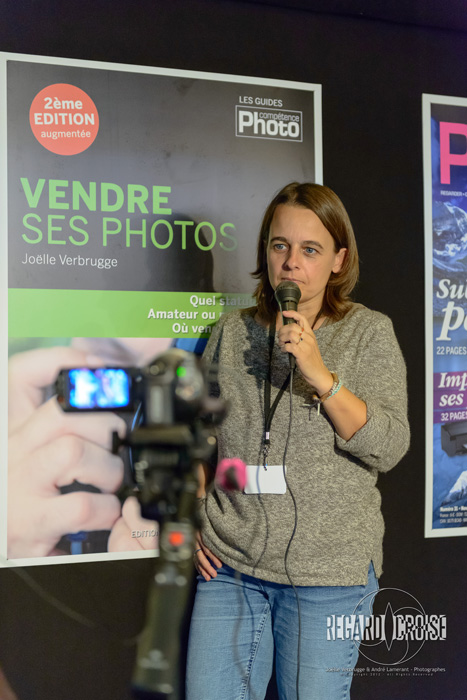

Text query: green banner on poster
(9, 289), (254, 337)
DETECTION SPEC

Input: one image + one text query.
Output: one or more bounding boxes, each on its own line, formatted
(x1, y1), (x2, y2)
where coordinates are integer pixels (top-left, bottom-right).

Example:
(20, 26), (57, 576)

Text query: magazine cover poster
(0, 53), (322, 566)
(424, 94), (467, 537)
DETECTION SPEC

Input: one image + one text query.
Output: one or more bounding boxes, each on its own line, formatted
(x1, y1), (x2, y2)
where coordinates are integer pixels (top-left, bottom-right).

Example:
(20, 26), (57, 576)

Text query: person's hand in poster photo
(7, 338), (172, 559)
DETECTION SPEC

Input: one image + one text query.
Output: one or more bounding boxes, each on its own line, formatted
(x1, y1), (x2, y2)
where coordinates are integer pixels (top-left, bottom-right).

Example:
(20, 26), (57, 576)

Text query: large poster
(0, 53), (322, 566)
(423, 94), (467, 537)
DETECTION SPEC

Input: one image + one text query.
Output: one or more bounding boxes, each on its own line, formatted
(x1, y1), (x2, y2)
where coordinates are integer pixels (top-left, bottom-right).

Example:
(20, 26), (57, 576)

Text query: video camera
(55, 349), (226, 521)
(56, 349), (227, 698)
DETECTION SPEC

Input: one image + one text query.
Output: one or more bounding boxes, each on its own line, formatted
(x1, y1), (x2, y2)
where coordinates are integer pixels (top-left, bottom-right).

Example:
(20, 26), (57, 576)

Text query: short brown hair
(252, 182), (359, 322)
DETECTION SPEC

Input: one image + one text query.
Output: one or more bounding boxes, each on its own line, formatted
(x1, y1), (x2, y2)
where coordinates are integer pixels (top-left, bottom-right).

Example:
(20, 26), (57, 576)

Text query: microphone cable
(281, 366), (302, 700)
(202, 332), (302, 698)
(0, 552), (140, 646)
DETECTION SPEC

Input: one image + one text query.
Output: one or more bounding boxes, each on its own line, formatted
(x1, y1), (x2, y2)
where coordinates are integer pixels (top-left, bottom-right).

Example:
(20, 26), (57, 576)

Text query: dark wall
(1, 2), (466, 699)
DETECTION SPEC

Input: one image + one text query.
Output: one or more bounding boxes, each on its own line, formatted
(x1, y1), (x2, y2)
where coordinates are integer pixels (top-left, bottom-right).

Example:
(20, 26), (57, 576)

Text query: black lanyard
(263, 317), (291, 467)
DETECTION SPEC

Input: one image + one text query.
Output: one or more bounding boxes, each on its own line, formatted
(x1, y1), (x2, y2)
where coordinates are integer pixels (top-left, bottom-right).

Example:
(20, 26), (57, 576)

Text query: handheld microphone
(215, 458), (247, 491)
(274, 281), (301, 369)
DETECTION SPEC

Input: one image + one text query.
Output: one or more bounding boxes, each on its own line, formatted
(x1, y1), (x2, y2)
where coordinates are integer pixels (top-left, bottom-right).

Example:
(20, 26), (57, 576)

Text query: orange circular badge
(29, 83), (99, 156)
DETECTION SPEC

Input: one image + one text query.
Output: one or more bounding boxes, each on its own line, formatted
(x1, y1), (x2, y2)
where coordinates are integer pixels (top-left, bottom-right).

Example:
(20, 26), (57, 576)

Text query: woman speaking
(187, 182), (410, 700)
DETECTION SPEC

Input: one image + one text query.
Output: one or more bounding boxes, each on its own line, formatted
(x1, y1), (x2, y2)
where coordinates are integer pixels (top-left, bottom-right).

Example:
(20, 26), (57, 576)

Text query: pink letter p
(440, 121), (467, 185)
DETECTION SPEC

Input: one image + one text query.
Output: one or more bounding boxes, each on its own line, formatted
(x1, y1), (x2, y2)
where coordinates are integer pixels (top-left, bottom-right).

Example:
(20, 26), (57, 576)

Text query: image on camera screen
(68, 368), (130, 409)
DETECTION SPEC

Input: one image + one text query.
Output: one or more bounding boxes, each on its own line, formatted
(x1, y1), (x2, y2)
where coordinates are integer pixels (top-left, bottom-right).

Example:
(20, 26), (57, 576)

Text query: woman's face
(266, 204), (346, 317)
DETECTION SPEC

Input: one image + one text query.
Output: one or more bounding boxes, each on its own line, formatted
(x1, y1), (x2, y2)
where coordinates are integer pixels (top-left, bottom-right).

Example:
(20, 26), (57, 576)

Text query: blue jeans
(186, 563), (378, 700)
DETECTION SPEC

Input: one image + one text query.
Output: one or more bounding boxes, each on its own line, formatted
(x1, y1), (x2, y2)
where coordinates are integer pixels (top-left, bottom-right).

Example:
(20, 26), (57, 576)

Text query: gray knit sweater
(199, 304), (410, 586)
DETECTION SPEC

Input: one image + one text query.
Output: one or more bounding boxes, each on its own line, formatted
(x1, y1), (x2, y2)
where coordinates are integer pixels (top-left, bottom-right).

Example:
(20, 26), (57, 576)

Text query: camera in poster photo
(7, 337), (212, 559)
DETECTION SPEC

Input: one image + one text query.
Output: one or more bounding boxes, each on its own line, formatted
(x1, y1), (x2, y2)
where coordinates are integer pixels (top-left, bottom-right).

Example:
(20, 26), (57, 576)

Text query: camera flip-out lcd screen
(68, 368), (131, 409)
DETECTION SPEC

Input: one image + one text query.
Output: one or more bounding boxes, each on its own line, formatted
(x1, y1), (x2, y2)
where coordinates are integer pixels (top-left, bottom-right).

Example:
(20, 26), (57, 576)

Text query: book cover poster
(423, 94), (467, 537)
(0, 53), (322, 565)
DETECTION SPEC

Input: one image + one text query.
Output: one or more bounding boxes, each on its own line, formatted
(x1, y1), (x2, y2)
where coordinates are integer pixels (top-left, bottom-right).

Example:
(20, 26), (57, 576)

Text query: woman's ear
(332, 247), (347, 274)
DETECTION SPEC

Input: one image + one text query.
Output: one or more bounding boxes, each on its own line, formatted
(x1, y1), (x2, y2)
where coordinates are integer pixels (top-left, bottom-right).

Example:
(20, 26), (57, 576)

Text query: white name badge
(244, 464), (287, 495)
